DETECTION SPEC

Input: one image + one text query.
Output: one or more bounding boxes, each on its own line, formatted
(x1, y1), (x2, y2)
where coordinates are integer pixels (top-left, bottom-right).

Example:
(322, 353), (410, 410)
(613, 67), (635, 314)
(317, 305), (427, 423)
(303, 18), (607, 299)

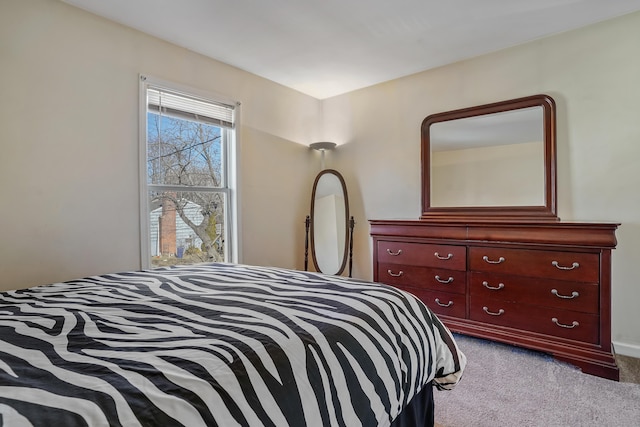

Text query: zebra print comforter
(0, 263), (465, 427)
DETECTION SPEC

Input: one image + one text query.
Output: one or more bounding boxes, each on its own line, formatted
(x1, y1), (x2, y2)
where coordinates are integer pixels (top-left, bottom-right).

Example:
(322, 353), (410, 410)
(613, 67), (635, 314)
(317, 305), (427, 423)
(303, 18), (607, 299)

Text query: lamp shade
(310, 142), (337, 150)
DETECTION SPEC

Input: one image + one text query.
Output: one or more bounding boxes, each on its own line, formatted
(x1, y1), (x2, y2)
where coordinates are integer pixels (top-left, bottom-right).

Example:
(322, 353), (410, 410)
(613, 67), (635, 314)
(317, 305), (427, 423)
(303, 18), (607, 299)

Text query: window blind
(147, 88), (234, 129)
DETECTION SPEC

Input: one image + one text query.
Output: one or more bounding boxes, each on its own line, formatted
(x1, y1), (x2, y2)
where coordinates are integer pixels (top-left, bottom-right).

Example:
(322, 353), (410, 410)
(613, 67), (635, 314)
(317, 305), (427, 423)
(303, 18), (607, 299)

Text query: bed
(0, 263), (465, 426)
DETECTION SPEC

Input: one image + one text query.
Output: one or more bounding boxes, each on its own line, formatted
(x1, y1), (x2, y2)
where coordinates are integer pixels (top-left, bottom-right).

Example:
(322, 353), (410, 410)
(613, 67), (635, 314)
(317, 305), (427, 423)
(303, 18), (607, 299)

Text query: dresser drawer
(470, 296), (599, 344)
(377, 241), (466, 270)
(399, 286), (466, 318)
(469, 247), (599, 282)
(470, 272), (599, 314)
(379, 263), (466, 294)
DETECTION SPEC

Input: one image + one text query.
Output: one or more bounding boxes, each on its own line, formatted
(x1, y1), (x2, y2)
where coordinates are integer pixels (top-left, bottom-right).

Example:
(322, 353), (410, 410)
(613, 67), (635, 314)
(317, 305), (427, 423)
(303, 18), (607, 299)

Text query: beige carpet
(433, 334), (640, 427)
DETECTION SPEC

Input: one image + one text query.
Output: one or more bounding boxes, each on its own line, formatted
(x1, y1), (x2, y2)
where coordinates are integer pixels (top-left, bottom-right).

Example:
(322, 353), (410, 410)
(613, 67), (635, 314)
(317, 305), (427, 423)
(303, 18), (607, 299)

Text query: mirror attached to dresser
(370, 93), (621, 380)
(421, 94), (558, 221)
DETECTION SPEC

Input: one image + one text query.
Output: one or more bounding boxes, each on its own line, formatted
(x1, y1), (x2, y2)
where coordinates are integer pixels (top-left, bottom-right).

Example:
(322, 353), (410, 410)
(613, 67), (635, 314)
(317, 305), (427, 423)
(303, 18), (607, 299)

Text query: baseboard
(613, 341), (640, 359)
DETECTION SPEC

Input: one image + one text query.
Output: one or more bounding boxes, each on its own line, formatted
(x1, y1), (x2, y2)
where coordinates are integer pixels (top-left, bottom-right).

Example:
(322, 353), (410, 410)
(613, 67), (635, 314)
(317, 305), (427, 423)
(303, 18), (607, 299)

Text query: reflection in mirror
(422, 94), (557, 221)
(430, 106), (544, 207)
(304, 169), (354, 276)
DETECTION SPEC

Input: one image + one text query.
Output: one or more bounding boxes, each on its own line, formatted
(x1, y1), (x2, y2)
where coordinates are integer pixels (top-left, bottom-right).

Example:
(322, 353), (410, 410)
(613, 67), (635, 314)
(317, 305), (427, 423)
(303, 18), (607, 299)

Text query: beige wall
(0, 0), (321, 289)
(324, 11), (640, 356)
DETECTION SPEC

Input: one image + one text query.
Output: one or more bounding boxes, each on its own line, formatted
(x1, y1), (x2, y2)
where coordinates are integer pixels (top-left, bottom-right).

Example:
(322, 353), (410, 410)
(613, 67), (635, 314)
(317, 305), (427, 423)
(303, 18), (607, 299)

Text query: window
(139, 76), (238, 268)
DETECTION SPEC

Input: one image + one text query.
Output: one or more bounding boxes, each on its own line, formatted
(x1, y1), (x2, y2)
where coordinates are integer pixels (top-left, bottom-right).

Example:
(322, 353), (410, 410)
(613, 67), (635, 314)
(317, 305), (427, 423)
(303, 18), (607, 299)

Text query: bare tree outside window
(147, 108), (228, 266)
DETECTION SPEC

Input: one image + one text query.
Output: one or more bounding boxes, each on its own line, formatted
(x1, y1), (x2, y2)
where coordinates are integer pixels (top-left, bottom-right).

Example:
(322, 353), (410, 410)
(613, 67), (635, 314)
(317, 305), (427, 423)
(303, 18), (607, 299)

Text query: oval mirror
(310, 169), (349, 275)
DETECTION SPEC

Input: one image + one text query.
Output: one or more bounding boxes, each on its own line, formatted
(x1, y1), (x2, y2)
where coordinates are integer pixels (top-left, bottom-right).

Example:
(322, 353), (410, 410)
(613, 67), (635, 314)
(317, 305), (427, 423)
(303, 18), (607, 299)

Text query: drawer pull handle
(435, 298), (453, 307)
(434, 252), (453, 260)
(435, 275), (454, 284)
(386, 249), (403, 256)
(482, 281), (504, 290)
(482, 306), (505, 316)
(552, 261), (580, 270)
(552, 318), (579, 329)
(387, 269), (403, 277)
(551, 289), (579, 299)
(482, 256), (505, 264)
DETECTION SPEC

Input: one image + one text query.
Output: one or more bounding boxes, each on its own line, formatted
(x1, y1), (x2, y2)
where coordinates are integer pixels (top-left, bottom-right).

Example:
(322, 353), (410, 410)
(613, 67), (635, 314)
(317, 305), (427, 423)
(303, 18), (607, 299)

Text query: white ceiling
(61, 0), (640, 99)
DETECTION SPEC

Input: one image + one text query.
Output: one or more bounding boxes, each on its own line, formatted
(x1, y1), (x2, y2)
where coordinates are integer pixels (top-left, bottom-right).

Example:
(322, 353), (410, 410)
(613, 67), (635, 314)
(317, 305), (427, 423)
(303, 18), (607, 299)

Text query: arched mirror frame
(421, 94), (558, 222)
(309, 169), (351, 276)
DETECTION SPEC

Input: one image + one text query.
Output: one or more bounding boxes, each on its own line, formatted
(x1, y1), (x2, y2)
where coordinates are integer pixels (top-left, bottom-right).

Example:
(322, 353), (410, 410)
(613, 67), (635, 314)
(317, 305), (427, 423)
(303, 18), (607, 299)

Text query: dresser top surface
(369, 219), (619, 248)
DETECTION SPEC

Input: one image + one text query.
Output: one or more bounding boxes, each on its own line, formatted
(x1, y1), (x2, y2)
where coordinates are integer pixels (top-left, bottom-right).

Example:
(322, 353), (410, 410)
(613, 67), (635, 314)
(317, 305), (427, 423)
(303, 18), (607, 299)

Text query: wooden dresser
(370, 220), (620, 380)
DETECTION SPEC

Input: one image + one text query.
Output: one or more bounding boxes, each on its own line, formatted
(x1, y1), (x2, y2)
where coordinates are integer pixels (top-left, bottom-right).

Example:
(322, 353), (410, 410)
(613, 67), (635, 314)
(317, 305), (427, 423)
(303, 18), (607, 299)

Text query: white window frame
(138, 75), (240, 269)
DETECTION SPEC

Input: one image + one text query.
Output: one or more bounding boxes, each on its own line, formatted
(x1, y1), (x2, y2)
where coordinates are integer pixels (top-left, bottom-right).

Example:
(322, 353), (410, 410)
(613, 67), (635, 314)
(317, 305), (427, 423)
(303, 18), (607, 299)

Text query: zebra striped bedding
(0, 263), (465, 427)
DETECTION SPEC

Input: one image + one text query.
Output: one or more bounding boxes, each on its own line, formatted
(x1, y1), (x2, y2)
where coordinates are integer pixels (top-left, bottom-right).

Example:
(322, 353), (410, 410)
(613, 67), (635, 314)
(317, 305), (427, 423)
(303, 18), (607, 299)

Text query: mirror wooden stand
(304, 169), (355, 277)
